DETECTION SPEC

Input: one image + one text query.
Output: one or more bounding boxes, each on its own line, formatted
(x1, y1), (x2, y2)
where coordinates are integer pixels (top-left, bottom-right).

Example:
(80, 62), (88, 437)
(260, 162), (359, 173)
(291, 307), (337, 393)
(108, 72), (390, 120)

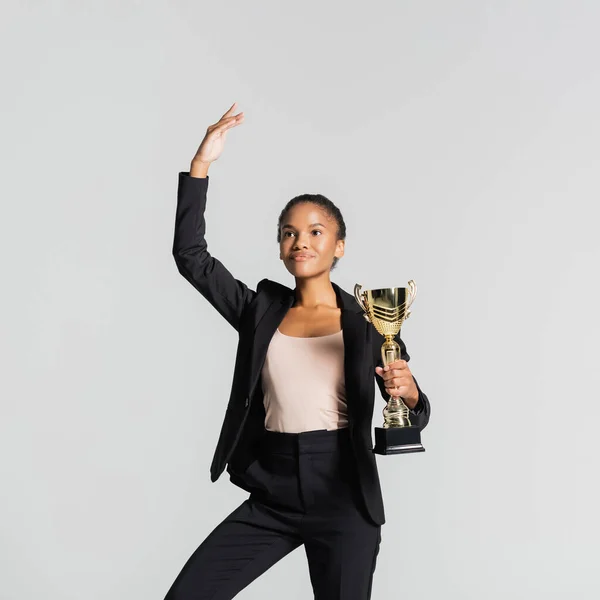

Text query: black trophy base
(373, 426), (425, 455)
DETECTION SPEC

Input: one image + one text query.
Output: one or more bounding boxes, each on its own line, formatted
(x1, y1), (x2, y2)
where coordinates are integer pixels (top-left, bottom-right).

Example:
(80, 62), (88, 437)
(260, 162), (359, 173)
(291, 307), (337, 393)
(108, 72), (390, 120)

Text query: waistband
(260, 427), (351, 454)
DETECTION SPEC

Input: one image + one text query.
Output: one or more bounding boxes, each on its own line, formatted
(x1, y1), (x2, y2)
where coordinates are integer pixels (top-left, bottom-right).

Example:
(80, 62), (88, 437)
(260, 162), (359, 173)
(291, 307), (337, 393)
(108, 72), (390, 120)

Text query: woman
(165, 102), (431, 600)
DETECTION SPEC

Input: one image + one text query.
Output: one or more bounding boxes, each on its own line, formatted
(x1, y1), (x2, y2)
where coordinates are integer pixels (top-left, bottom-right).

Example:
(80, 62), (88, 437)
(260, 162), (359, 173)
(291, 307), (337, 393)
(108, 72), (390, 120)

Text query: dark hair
(276, 194), (347, 271)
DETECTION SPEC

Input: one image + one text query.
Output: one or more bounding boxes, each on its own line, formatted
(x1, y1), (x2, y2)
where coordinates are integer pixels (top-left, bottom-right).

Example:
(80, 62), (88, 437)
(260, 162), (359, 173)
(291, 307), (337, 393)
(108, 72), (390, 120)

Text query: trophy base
(373, 426), (425, 455)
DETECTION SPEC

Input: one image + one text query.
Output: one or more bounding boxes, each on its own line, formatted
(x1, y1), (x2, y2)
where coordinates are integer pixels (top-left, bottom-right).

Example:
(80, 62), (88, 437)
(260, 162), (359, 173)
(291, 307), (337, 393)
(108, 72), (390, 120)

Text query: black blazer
(172, 172), (431, 526)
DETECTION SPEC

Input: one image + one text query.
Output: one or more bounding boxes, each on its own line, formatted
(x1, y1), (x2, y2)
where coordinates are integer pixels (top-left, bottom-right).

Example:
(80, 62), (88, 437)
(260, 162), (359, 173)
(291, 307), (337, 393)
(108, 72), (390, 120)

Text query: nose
(292, 232), (310, 250)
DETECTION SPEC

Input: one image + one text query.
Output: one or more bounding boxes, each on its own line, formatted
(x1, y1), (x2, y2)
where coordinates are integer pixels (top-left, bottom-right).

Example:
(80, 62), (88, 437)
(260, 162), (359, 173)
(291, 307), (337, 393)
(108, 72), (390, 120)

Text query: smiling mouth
(291, 255), (314, 261)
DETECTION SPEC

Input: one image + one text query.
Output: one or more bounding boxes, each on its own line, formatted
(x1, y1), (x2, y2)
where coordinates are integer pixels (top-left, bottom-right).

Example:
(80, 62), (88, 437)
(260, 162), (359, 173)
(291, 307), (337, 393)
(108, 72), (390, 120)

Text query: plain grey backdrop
(1, 1), (598, 598)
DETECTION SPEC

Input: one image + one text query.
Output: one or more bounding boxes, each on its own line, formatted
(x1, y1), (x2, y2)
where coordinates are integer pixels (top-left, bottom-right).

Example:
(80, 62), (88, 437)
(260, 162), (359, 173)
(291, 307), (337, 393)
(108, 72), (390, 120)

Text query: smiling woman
(166, 102), (431, 600)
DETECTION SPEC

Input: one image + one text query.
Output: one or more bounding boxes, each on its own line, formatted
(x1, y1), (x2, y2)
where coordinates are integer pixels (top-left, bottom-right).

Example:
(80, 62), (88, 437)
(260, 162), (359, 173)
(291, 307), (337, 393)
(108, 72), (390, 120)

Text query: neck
(292, 275), (338, 309)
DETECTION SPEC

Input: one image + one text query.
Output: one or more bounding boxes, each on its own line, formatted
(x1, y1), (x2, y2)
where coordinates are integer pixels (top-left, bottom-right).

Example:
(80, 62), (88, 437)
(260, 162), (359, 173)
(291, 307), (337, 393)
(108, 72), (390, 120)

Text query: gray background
(1, 1), (598, 598)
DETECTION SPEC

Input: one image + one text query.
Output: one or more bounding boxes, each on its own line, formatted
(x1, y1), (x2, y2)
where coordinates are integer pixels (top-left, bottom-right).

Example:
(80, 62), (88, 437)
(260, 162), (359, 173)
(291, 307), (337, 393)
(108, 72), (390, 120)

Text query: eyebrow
(281, 222), (326, 229)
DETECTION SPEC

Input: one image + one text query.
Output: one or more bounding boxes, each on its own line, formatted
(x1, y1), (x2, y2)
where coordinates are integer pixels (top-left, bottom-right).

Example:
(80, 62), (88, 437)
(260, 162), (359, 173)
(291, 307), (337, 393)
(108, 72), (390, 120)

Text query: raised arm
(172, 103), (255, 332)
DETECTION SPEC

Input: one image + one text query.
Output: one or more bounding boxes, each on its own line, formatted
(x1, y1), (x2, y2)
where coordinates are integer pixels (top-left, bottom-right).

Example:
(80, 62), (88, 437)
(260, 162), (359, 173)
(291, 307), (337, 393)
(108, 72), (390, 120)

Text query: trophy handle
(405, 280), (417, 319)
(354, 284), (372, 323)
(354, 284), (367, 312)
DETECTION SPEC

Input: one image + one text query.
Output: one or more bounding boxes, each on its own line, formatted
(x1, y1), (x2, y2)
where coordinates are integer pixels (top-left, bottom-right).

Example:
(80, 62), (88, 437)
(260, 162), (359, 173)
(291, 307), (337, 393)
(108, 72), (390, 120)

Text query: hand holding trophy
(354, 281), (425, 455)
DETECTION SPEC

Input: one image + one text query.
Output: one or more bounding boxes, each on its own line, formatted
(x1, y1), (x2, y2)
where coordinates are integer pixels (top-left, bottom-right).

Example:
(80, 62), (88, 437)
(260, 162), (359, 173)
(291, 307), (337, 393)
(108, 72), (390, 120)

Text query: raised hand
(190, 102), (245, 176)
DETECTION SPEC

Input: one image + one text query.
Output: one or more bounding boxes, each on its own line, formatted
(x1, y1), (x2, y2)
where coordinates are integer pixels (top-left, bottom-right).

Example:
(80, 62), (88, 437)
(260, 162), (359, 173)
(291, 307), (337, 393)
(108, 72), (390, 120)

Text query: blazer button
(244, 397), (249, 408)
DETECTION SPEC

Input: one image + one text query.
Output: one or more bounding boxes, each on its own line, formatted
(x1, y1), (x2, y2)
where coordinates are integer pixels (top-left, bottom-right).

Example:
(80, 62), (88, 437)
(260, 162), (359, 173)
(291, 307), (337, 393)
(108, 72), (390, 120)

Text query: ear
(335, 240), (345, 258)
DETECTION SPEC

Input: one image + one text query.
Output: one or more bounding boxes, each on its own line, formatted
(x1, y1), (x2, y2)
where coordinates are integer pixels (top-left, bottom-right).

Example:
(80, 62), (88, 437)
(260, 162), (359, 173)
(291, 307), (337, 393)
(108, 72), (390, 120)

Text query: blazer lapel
(247, 292), (295, 401)
(335, 282), (371, 414)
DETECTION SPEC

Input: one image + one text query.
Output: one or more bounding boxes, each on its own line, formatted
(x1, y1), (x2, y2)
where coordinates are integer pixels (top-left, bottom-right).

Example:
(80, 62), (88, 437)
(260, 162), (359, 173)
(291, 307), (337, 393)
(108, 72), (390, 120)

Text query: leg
(303, 512), (382, 600)
(164, 498), (302, 600)
(298, 435), (383, 599)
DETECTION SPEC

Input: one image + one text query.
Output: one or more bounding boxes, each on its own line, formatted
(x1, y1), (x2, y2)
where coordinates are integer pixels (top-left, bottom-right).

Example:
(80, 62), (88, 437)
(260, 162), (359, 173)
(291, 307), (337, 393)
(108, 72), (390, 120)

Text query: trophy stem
(382, 334), (412, 428)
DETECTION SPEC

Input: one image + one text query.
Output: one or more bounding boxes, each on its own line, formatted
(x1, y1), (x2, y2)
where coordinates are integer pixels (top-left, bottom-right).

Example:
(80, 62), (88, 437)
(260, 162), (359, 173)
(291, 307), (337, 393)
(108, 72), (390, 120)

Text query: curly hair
(276, 194), (347, 271)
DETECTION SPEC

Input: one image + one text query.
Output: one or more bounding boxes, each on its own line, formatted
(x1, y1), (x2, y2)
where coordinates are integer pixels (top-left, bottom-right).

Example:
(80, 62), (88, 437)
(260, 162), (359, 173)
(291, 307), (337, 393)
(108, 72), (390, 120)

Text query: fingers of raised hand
(208, 113), (244, 134)
(221, 102), (238, 119)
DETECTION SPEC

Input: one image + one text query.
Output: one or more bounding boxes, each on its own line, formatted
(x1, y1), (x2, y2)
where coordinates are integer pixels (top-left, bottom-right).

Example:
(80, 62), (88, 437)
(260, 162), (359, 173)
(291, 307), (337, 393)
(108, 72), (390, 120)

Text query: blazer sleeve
(172, 172), (256, 332)
(373, 330), (431, 430)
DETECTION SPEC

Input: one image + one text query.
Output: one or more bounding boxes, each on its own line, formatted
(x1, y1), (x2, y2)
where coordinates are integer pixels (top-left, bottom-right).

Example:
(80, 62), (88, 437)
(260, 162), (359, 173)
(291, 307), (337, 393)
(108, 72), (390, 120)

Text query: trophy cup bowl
(354, 281), (425, 455)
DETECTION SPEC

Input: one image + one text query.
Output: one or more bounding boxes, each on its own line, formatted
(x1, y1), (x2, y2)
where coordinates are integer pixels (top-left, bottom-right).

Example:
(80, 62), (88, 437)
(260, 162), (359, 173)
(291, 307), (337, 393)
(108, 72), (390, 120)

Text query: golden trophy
(354, 281), (425, 455)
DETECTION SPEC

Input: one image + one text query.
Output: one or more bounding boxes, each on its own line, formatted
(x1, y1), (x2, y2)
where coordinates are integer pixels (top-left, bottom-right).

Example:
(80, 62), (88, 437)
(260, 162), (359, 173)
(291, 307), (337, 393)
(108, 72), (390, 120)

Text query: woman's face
(279, 202), (344, 277)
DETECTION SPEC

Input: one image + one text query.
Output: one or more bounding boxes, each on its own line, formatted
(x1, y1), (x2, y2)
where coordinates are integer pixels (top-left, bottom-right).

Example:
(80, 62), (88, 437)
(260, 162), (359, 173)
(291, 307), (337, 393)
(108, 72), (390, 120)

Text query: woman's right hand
(190, 102), (245, 176)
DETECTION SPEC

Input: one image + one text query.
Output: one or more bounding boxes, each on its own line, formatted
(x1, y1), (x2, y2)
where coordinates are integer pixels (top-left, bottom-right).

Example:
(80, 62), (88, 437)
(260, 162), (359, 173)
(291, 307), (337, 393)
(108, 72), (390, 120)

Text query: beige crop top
(260, 328), (348, 433)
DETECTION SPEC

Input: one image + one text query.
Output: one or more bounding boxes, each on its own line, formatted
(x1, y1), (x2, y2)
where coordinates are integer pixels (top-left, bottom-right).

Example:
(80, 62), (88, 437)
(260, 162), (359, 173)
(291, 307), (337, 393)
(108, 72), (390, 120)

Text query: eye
(283, 229), (322, 238)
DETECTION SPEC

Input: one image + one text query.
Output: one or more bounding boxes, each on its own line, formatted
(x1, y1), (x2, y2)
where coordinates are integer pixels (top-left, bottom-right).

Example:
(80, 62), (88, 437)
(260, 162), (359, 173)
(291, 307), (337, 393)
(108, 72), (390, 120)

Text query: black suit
(172, 172), (431, 527)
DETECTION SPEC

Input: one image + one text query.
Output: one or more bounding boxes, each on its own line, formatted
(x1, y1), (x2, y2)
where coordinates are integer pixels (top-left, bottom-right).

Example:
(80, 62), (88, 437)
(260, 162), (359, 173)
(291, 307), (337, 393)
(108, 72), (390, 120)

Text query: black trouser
(164, 427), (382, 600)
